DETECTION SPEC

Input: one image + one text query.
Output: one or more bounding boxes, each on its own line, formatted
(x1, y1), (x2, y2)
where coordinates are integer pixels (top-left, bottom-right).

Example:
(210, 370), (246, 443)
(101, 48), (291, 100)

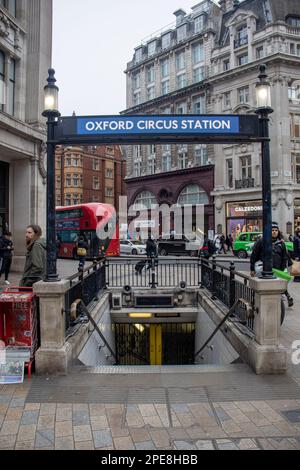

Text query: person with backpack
(250, 222), (293, 307)
(0, 231), (14, 285)
(76, 234), (88, 271)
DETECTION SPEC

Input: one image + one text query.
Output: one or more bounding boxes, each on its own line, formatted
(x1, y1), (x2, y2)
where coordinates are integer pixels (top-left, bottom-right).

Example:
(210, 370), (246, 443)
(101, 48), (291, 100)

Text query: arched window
(177, 184), (209, 205)
(133, 190), (157, 210)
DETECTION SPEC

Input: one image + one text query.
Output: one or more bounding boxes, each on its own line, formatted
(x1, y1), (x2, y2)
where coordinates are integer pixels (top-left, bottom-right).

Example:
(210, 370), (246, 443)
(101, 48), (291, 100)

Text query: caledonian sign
(54, 114), (260, 144)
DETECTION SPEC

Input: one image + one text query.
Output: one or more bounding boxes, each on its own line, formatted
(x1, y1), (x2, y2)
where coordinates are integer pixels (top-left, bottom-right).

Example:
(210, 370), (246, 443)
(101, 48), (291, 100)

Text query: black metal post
(259, 110), (274, 278)
(255, 64), (274, 279)
(45, 113), (60, 282)
(42, 69), (60, 282)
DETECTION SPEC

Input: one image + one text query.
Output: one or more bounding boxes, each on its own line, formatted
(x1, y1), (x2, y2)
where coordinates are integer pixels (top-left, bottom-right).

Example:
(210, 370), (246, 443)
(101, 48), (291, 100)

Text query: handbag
(290, 260), (300, 276)
(77, 247), (87, 257)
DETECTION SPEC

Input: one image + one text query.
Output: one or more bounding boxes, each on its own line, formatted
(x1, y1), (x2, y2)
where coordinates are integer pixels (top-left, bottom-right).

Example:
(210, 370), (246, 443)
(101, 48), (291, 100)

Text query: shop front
(226, 200), (263, 240)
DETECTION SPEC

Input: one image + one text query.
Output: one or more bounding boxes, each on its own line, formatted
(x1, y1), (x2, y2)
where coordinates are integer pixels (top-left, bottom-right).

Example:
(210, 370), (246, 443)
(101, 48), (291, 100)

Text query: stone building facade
(0, 0), (52, 270)
(123, 0), (300, 239)
(55, 145), (126, 213)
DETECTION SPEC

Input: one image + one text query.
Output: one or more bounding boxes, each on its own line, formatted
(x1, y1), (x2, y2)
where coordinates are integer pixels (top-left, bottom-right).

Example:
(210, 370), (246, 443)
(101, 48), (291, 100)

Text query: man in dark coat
(20, 225), (46, 287)
(0, 231), (14, 285)
(293, 229), (300, 282)
(250, 222), (293, 307)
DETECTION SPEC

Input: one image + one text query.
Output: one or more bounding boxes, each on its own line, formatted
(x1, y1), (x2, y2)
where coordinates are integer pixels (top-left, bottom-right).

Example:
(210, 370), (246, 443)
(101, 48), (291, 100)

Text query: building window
(162, 154), (172, 172)
(236, 25), (248, 47)
(192, 43), (204, 64)
(176, 73), (186, 89)
(238, 86), (249, 104)
(73, 174), (79, 187)
(223, 59), (230, 71)
(106, 169), (113, 178)
(148, 40), (156, 57)
(65, 194), (72, 206)
(287, 17), (300, 28)
(133, 91), (141, 106)
(238, 54), (248, 66)
(256, 46), (264, 59)
(162, 33), (171, 50)
(226, 159), (233, 188)
(133, 72), (140, 90)
(289, 85), (300, 101)
(133, 190), (157, 210)
(192, 96), (205, 114)
(7, 58), (15, 115)
(290, 43), (295, 55)
(291, 115), (300, 138)
(72, 155), (81, 167)
(161, 59), (169, 78)
(135, 48), (142, 64)
(147, 85), (155, 100)
(177, 145), (188, 169)
(194, 15), (205, 33)
(147, 158), (156, 175)
(134, 161), (141, 177)
(73, 194), (80, 205)
(240, 156), (252, 179)
(193, 66), (205, 83)
(223, 91), (231, 110)
(105, 187), (113, 197)
(161, 80), (169, 95)
(133, 145), (141, 159)
(147, 65), (155, 83)
(194, 146), (208, 166)
(176, 51), (185, 71)
(176, 102), (187, 114)
(66, 174), (71, 187)
(0, 0), (16, 17)
(177, 185), (209, 205)
(93, 176), (100, 190)
(177, 24), (187, 42)
(93, 159), (100, 171)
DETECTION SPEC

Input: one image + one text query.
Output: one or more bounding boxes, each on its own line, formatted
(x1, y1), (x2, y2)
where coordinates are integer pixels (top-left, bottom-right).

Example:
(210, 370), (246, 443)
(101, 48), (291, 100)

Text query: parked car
(120, 240), (146, 255)
(158, 235), (201, 256)
(233, 232), (294, 259)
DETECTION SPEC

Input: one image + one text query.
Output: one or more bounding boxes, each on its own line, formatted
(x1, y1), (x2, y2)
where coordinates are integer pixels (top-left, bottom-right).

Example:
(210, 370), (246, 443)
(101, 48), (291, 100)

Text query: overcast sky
(52, 0), (205, 117)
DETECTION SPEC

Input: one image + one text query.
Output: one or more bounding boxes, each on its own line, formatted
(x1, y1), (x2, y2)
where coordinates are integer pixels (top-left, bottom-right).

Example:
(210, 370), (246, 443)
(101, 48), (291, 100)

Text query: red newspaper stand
(0, 287), (38, 378)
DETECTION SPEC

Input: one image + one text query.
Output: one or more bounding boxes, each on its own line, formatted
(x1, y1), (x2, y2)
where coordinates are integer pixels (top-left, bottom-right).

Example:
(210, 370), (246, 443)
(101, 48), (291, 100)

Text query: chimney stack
(174, 9), (186, 26)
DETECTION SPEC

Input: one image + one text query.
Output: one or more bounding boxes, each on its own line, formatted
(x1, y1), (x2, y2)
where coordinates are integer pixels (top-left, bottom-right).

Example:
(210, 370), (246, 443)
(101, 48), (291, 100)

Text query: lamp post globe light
(42, 68), (61, 282)
(255, 64), (274, 279)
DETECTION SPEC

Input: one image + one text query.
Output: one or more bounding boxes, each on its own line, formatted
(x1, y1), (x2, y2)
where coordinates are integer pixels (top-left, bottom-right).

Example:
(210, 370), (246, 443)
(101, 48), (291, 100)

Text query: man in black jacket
(0, 231), (14, 285)
(250, 222), (293, 307)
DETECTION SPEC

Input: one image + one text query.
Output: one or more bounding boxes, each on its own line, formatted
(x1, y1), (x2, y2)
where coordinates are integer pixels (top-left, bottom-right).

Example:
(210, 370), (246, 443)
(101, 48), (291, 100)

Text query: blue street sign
(76, 115), (240, 136)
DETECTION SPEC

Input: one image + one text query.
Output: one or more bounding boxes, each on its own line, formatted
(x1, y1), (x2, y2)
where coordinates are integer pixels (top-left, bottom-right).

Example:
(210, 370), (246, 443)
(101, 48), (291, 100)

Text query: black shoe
(288, 297), (294, 307)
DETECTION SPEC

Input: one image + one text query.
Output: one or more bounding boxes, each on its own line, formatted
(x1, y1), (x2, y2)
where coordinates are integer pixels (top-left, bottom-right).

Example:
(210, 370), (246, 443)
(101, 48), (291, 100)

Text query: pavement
(1, 258), (300, 450)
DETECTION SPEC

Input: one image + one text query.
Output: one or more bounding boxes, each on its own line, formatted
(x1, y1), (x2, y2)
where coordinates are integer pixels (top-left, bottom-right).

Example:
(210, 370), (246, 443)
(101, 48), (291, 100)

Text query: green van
(233, 232), (294, 259)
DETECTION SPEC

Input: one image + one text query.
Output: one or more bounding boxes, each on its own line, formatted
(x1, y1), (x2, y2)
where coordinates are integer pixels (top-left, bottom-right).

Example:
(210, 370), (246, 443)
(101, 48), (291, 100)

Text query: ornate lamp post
(255, 64), (274, 279)
(42, 68), (61, 282)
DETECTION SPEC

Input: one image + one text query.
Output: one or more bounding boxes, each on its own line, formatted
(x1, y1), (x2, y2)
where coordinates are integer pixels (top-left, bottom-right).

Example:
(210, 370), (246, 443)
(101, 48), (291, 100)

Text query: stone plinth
(34, 279), (71, 375)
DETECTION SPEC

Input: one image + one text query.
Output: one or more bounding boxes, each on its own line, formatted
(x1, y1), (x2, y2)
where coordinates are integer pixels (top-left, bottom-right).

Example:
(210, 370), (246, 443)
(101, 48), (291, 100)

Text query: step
(74, 363), (247, 374)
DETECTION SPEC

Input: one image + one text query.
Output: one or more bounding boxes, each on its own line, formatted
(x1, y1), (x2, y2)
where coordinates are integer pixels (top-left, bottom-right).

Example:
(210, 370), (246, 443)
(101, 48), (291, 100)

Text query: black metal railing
(200, 256), (255, 332)
(105, 256), (200, 289)
(65, 259), (106, 331)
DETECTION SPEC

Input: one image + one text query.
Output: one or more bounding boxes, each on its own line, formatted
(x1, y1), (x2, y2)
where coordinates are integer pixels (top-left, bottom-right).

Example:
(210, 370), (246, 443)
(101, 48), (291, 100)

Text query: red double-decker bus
(56, 203), (120, 259)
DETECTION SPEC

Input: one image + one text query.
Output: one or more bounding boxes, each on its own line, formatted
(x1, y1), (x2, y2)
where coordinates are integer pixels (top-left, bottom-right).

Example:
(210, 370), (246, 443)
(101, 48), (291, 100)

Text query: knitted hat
(272, 222), (279, 229)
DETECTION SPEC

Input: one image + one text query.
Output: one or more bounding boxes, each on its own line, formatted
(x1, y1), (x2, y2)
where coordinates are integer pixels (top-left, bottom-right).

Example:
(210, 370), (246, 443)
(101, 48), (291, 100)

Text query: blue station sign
(76, 115), (240, 135)
(54, 114), (261, 145)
